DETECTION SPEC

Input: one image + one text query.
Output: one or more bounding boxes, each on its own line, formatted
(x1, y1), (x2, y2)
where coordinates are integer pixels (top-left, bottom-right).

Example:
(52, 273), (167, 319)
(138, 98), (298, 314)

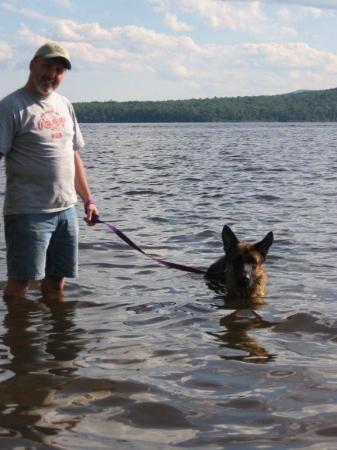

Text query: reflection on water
(210, 309), (276, 364)
(0, 123), (337, 448)
(0, 297), (82, 445)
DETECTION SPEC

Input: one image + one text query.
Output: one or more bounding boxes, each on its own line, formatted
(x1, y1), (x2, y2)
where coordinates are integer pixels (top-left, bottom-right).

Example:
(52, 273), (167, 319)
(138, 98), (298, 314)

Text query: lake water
(0, 122), (337, 449)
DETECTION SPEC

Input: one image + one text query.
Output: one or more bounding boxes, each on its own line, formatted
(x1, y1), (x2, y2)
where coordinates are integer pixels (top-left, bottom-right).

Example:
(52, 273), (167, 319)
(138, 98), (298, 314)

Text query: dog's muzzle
(240, 272), (252, 288)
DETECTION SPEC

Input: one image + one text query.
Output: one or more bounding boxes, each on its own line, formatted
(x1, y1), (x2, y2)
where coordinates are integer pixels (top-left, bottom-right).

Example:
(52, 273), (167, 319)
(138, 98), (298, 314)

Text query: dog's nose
(240, 273), (251, 287)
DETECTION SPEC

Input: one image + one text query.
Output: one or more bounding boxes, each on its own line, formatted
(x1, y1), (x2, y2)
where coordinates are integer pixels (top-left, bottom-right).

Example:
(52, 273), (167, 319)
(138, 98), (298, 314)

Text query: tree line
(73, 87), (337, 123)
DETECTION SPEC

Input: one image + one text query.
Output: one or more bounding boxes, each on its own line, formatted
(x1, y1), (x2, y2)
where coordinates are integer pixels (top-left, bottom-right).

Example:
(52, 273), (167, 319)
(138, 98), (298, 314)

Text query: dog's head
(222, 225), (274, 298)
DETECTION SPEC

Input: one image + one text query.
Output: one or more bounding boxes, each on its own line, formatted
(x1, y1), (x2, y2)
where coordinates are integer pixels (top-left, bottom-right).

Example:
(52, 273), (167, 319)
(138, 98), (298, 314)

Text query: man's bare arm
(74, 151), (99, 224)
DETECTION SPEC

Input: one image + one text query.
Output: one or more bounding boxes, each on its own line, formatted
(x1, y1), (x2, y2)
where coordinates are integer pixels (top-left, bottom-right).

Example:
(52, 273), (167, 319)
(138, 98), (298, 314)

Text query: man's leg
(44, 207), (79, 301)
(4, 279), (31, 299)
(4, 213), (56, 300)
(41, 276), (65, 300)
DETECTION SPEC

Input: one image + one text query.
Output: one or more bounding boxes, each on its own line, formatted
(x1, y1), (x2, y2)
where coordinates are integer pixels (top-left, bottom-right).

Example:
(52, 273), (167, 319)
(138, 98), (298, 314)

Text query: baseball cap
(33, 42), (71, 69)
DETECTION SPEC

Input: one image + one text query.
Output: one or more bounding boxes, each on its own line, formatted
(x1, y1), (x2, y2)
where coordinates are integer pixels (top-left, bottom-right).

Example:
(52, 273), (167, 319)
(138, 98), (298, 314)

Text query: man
(0, 42), (99, 299)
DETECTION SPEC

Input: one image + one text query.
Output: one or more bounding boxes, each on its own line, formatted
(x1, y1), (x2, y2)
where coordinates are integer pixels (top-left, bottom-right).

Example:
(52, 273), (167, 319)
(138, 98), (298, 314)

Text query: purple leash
(94, 217), (205, 275)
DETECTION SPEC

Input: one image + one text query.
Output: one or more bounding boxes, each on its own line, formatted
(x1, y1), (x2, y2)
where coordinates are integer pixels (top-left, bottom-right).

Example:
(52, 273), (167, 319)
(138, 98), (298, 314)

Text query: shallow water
(0, 122), (337, 449)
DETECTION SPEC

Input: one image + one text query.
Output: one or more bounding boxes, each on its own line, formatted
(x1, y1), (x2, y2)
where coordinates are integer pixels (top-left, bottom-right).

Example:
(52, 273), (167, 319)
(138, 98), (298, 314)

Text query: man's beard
(32, 75), (57, 96)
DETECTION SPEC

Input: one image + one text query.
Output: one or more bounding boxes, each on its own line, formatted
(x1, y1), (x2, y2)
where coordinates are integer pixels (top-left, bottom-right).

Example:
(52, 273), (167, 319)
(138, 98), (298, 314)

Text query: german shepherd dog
(206, 225), (274, 300)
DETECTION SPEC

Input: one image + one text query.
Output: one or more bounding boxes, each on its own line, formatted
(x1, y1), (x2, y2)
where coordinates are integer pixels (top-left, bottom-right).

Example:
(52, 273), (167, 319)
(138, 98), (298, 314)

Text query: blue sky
(0, 0), (336, 102)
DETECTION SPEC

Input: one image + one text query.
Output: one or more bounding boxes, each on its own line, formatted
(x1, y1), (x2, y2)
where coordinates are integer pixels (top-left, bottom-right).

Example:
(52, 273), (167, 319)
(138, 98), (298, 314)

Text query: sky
(0, 0), (336, 102)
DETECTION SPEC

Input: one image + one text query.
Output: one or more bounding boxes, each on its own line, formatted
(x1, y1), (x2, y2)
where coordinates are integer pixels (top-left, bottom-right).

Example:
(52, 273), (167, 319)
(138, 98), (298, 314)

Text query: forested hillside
(74, 88), (337, 123)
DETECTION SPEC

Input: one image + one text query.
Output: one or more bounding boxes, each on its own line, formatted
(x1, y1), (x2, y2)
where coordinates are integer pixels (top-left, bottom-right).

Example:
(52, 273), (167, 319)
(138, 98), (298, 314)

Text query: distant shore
(74, 87), (337, 123)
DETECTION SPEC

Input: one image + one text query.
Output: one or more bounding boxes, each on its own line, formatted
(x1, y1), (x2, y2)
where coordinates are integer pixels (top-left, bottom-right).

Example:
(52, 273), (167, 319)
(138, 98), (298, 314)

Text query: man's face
(28, 57), (67, 96)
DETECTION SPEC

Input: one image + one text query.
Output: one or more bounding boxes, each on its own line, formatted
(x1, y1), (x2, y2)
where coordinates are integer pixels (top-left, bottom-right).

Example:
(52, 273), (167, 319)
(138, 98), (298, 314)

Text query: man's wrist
(84, 198), (95, 211)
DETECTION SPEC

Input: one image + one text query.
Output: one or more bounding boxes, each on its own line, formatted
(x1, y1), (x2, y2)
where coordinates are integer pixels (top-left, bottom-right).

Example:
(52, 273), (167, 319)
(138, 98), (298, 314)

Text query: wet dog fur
(206, 225), (273, 300)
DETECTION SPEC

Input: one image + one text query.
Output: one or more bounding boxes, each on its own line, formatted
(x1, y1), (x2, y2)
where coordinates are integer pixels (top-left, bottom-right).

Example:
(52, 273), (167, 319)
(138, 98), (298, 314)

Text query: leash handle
(93, 216), (205, 275)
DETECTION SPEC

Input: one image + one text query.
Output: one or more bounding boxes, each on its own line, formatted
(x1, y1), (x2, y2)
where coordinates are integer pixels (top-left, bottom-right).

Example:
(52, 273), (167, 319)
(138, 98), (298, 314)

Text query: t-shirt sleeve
(0, 102), (14, 156)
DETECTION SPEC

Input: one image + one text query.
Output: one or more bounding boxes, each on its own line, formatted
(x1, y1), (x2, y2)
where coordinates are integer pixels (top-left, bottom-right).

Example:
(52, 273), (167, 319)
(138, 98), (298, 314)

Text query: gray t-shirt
(0, 87), (85, 215)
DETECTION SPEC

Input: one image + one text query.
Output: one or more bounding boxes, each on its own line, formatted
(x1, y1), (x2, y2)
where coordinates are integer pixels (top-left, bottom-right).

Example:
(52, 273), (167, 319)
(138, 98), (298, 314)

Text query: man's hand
(84, 201), (100, 226)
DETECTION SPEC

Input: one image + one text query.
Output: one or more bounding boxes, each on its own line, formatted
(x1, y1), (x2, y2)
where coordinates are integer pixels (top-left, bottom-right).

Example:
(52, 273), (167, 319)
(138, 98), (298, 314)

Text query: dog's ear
(254, 231), (273, 258)
(222, 225), (239, 253)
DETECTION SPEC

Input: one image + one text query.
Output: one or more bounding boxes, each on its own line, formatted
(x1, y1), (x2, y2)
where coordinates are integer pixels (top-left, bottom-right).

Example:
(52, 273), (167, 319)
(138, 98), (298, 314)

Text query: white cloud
(303, 6), (324, 17)
(18, 24), (143, 65)
(2, 2), (55, 22)
(67, 42), (133, 65)
(52, 21), (201, 55)
(0, 40), (11, 61)
(279, 26), (298, 38)
(146, 0), (193, 33)
(4, 2), (200, 55)
(299, 5), (333, 17)
(202, 41), (334, 71)
(170, 0), (297, 39)
(17, 22), (201, 81)
(172, 63), (192, 77)
(164, 12), (193, 31)
(177, 39), (337, 96)
(18, 24), (49, 46)
(157, 60), (193, 80)
(2, 0), (337, 98)
(177, 0), (265, 31)
(17, 19), (337, 95)
(49, 0), (73, 8)
(325, 54), (337, 72)
(148, 0), (278, 34)
(146, 0), (169, 12)
(277, 7), (292, 20)
(57, 19), (112, 41)
(264, 0), (337, 9)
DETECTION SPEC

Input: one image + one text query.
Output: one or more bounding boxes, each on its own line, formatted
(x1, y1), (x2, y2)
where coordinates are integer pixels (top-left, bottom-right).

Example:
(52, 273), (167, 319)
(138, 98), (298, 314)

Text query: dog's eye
(232, 256), (243, 269)
(247, 257), (258, 268)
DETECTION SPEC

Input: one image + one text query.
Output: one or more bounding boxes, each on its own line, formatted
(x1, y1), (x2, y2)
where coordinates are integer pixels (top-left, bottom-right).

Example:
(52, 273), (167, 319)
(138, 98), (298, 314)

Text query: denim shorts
(5, 206), (79, 280)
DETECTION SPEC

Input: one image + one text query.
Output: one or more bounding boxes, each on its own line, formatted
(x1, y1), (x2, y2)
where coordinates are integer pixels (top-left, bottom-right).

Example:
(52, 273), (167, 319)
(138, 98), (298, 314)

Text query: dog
(206, 225), (273, 300)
